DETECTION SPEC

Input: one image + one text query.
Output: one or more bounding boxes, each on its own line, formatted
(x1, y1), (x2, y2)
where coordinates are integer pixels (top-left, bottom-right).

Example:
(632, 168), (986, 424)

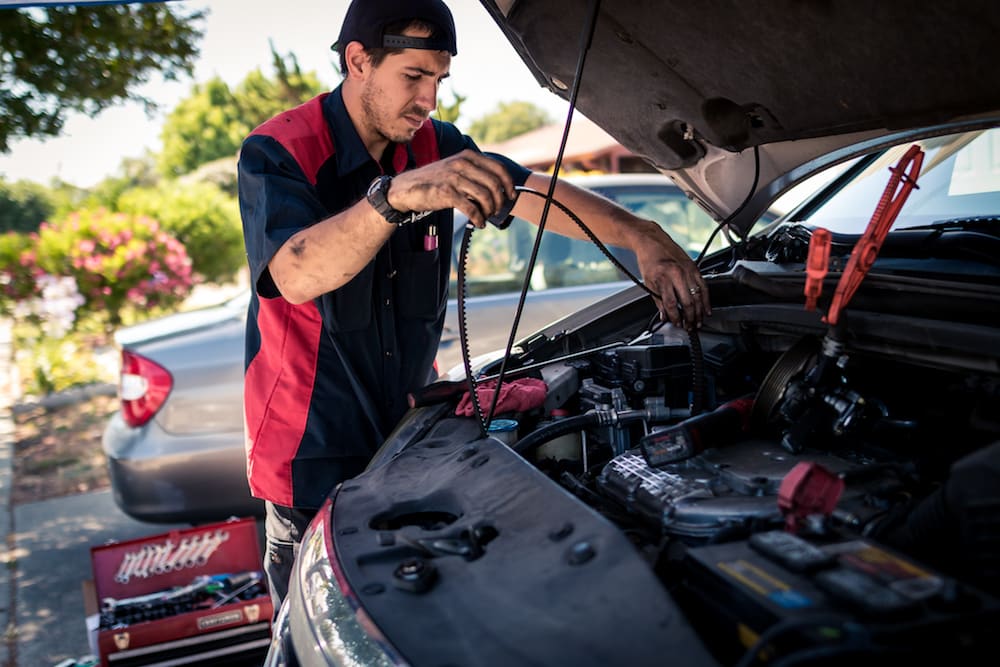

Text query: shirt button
(384, 298), (391, 306)
(385, 350), (393, 358)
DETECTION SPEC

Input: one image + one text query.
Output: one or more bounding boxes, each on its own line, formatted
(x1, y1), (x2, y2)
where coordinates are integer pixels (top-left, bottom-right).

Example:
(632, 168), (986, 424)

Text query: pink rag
(455, 377), (547, 417)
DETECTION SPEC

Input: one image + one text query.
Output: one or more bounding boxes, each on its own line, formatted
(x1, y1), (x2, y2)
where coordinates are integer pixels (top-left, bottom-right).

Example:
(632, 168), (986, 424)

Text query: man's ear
(344, 41), (370, 78)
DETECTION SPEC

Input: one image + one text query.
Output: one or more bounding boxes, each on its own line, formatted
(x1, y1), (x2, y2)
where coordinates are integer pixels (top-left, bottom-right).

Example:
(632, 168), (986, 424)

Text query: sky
(0, 0), (572, 188)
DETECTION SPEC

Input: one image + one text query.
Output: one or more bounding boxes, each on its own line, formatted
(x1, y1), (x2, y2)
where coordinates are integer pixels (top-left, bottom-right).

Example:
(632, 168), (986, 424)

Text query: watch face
(368, 175), (387, 198)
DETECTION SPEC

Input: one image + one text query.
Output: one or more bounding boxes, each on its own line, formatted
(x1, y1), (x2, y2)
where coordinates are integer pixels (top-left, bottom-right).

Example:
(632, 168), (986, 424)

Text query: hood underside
(481, 0), (1000, 225)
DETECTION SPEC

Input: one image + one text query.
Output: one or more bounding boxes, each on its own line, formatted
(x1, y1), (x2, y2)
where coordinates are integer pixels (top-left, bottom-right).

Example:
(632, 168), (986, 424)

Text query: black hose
(511, 413), (598, 456)
(511, 408), (679, 458)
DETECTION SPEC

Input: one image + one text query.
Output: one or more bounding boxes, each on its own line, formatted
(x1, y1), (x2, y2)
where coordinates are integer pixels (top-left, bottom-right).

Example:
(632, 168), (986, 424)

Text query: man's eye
(404, 74), (421, 82)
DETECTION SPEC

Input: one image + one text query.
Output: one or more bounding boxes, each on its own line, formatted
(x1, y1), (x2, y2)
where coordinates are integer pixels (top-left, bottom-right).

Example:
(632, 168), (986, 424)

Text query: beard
(360, 79), (425, 145)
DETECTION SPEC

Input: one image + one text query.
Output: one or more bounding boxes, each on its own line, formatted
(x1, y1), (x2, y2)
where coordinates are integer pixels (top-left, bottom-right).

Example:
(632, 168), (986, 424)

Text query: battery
(678, 536), (1000, 665)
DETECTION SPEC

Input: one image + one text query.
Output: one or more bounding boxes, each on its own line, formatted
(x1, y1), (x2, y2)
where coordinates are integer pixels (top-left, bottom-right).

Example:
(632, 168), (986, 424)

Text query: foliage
(158, 46), (326, 177)
(0, 231), (37, 313)
(117, 181), (243, 283)
(0, 177), (57, 233)
(84, 151), (162, 211)
(33, 208), (193, 329)
(9, 273), (82, 338)
(0, 3), (205, 152)
(178, 155), (238, 197)
(157, 77), (244, 178)
(466, 101), (552, 145)
(435, 88), (466, 124)
(14, 332), (111, 397)
(7, 273), (112, 396)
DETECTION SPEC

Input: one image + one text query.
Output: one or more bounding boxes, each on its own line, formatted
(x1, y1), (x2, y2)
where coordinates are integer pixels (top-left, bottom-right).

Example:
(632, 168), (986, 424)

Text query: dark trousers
(263, 501), (318, 615)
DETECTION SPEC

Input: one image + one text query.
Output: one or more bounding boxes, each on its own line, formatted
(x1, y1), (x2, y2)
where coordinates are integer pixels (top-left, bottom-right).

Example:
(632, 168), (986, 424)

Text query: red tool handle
(824, 144), (924, 325)
(804, 228), (832, 311)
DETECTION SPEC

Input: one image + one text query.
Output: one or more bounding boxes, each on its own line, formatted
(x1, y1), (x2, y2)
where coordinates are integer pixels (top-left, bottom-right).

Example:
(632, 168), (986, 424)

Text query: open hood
(480, 0), (1000, 230)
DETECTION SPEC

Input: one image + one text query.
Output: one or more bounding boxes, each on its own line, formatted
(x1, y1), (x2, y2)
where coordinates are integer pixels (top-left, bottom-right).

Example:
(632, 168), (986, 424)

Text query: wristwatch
(366, 175), (406, 225)
(366, 175), (432, 226)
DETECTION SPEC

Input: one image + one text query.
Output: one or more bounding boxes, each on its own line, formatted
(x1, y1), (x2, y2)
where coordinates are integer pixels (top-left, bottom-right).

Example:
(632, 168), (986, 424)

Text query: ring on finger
(688, 286), (700, 295)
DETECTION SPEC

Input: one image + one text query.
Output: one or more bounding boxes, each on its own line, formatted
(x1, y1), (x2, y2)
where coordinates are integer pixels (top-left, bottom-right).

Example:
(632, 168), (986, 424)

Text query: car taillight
(120, 349), (173, 428)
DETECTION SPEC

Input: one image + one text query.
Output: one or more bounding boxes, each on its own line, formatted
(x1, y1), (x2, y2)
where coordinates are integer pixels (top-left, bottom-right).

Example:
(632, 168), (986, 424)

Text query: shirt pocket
(326, 262), (374, 332)
(396, 247), (443, 321)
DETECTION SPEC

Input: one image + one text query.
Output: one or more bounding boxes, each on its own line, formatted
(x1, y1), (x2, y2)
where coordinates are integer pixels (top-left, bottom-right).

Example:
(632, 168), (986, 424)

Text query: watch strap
(367, 175), (431, 226)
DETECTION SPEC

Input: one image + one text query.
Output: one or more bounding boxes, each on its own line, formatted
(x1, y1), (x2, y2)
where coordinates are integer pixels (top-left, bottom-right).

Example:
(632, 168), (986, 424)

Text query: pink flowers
(25, 207), (195, 329)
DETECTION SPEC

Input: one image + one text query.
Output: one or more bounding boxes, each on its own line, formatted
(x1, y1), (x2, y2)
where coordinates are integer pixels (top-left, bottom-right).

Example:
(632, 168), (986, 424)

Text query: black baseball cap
(333, 0), (458, 56)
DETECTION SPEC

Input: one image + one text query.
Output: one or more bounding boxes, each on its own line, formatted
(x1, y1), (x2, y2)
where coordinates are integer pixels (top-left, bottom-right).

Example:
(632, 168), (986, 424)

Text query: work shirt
(238, 86), (528, 508)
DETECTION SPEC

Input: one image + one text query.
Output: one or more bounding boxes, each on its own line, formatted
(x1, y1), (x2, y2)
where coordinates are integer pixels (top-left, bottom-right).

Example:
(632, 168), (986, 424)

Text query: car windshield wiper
(897, 215), (1000, 233)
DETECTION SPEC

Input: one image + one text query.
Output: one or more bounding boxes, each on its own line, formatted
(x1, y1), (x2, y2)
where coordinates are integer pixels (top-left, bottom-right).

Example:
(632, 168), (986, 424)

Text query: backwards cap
(334, 0), (457, 56)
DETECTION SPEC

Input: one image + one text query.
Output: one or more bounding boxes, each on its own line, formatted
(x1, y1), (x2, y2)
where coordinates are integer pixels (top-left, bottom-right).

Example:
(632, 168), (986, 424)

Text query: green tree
(466, 101), (552, 145)
(0, 3), (205, 152)
(157, 77), (243, 178)
(0, 178), (56, 233)
(159, 46), (326, 177)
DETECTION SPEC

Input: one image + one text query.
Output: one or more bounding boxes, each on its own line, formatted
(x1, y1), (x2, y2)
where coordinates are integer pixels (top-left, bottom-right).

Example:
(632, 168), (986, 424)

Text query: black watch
(366, 175), (432, 226)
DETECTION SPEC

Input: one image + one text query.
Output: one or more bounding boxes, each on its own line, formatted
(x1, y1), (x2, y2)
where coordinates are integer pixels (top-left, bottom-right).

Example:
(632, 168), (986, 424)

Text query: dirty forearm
(268, 199), (395, 304)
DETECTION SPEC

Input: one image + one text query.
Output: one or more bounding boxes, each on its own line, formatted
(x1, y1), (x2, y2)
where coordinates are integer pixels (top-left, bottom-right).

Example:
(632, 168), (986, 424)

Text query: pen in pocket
(423, 223), (438, 251)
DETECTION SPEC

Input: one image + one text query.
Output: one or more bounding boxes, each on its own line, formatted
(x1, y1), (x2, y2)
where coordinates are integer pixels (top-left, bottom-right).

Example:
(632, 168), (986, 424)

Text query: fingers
(392, 151), (515, 228)
(649, 266), (710, 330)
(449, 153), (515, 227)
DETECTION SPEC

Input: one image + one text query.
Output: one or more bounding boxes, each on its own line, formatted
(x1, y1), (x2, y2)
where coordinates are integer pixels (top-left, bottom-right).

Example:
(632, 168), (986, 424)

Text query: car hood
(480, 0), (1000, 230)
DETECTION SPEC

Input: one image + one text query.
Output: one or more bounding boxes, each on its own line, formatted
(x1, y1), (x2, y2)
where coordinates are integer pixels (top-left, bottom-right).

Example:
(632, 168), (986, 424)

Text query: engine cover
(596, 439), (871, 540)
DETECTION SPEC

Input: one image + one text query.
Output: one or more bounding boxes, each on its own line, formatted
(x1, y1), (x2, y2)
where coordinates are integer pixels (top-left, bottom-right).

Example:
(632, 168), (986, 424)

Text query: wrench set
(112, 529), (230, 583)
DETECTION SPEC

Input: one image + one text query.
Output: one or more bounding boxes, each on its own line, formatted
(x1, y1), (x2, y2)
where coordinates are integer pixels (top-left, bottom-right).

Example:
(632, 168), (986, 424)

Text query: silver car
(103, 173), (715, 523)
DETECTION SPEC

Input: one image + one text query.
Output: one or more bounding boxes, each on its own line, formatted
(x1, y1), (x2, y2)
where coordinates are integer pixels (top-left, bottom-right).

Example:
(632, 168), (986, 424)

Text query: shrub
(0, 178), (56, 234)
(9, 276), (105, 396)
(0, 231), (39, 315)
(34, 208), (194, 329)
(117, 180), (244, 283)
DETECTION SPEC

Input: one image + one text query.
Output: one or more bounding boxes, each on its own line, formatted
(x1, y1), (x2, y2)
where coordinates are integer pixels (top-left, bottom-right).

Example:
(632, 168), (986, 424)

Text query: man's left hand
(631, 222), (710, 330)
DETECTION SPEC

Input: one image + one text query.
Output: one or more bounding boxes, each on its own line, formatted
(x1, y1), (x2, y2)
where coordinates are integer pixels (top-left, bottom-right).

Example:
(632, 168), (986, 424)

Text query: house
(479, 114), (654, 174)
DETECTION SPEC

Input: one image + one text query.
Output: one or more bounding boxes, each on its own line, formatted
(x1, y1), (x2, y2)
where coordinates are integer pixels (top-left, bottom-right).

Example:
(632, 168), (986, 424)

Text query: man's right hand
(387, 150), (516, 228)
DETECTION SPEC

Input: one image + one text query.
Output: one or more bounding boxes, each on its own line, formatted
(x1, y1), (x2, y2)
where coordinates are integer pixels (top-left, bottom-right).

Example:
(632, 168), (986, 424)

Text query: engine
(490, 325), (1000, 665)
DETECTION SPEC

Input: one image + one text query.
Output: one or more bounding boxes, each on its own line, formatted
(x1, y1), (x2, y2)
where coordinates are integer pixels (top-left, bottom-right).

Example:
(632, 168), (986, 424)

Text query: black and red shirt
(237, 86), (528, 508)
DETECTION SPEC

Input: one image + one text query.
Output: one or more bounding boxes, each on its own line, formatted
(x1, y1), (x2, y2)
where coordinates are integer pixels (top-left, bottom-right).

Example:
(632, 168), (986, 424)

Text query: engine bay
(472, 320), (1000, 664)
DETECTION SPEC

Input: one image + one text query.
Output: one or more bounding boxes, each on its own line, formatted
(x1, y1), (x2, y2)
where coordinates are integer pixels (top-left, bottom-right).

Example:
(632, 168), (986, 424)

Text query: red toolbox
(89, 516), (272, 667)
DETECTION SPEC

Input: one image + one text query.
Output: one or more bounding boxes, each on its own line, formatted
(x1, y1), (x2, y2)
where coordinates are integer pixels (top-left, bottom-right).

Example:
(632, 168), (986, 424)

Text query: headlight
(285, 497), (407, 667)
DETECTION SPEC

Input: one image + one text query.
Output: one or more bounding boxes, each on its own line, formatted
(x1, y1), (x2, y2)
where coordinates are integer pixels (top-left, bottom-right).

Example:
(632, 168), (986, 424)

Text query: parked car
(264, 1), (1000, 666)
(102, 173), (710, 524)
(439, 172), (725, 371)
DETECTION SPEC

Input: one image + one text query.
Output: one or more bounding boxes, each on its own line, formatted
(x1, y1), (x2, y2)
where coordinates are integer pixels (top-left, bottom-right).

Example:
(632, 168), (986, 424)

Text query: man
(237, 0), (710, 610)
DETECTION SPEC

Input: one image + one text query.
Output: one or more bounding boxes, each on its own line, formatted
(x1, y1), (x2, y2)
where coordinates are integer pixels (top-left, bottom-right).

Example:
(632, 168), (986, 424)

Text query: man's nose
(414, 79), (439, 112)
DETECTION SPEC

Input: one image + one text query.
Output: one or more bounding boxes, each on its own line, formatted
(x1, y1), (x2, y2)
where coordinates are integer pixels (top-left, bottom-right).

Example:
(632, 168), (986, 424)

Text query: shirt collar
(324, 84), (417, 178)
(324, 86), (370, 178)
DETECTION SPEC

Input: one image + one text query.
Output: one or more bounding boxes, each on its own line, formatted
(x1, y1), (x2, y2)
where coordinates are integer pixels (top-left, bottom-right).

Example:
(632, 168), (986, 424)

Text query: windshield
(796, 128), (1000, 233)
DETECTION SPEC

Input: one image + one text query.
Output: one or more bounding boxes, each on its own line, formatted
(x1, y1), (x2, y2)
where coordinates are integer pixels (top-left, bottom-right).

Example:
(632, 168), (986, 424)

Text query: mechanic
(237, 0), (711, 611)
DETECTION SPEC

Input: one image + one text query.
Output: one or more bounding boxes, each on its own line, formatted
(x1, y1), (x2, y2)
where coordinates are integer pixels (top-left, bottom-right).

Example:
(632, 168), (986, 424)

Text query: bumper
(103, 412), (263, 523)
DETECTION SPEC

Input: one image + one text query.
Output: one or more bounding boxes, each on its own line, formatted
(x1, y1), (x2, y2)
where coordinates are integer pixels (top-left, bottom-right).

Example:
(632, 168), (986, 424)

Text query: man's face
(359, 29), (452, 146)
